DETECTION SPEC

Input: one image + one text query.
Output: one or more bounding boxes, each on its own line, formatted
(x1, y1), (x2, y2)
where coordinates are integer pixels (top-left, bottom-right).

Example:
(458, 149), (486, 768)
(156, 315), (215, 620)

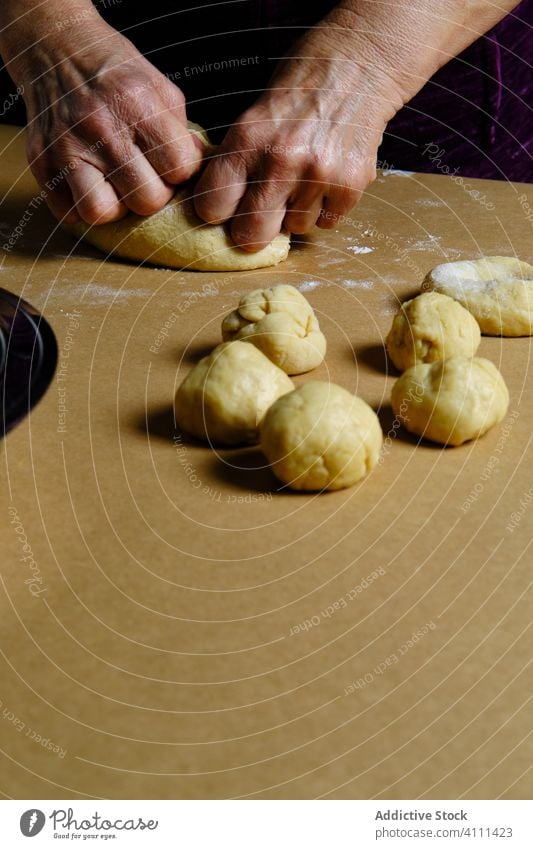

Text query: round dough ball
(260, 381), (383, 491)
(221, 284), (326, 374)
(424, 256), (533, 336)
(386, 291), (480, 371)
(65, 124), (290, 272)
(175, 341), (294, 445)
(391, 356), (509, 446)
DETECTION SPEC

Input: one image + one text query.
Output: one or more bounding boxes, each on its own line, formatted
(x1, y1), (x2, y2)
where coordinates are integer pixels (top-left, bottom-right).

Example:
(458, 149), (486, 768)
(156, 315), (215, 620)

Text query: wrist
(263, 13), (405, 127)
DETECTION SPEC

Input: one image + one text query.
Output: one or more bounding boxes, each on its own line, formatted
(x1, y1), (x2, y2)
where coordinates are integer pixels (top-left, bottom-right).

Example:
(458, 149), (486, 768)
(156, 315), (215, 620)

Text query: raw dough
(391, 356), (509, 446)
(65, 123), (291, 272)
(221, 284), (326, 374)
(260, 381), (383, 491)
(424, 256), (533, 336)
(386, 291), (480, 371)
(175, 340), (294, 445)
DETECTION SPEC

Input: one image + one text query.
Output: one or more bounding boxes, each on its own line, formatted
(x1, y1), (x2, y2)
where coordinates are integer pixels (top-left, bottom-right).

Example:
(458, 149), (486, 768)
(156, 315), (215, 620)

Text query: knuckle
(163, 159), (194, 184)
(161, 78), (185, 109)
(103, 136), (134, 170)
(233, 108), (258, 137)
(316, 212), (337, 229)
(126, 92), (164, 126)
(305, 153), (333, 184)
(334, 187), (360, 214)
(193, 192), (225, 224)
(78, 199), (115, 225)
(347, 152), (376, 185)
(231, 224), (267, 251)
(126, 189), (169, 216)
(285, 214), (309, 235)
(228, 125), (256, 157)
(263, 150), (293, 181)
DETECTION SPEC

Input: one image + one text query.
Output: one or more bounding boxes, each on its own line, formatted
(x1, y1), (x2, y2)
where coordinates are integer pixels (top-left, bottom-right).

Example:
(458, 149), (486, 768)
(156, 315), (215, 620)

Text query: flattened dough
(391, 356), (509, 446)
(386, 291), (480, 371)
(424, 256), (533, 336)
(64, 123), (291, 271)
(222, 284), (327, 374)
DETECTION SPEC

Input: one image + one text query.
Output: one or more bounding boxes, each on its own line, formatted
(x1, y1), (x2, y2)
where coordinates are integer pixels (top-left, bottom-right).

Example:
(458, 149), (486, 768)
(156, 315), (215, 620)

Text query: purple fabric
(381, 1), (533, 181)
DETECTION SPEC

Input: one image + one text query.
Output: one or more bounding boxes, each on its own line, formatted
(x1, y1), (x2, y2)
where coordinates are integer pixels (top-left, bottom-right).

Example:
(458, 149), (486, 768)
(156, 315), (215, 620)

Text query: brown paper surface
(0, 125), (531, 800)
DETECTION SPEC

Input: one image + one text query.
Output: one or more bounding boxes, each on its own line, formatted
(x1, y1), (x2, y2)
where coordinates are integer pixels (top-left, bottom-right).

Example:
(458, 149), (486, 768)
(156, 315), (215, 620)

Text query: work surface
(0, 124), (531, 800)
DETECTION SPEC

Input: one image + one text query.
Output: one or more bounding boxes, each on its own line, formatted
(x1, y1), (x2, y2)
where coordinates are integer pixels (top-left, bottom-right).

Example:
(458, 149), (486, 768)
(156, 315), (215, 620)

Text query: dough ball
(175, 341), (294, 445)
(391, 356), (509, 446)
(260, 381), (383, 491)
(65, 124), (290, 272)
(386, 291), (480, 371)
(424, 256), (533, 336)
(221, 284), (326, 374)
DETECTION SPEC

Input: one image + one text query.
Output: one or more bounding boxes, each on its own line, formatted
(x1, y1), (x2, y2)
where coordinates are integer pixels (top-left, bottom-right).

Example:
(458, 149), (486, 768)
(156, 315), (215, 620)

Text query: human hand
(6, 3), (203, 225)
(192, 14), (402, 250)
(193, 0), (520, 251)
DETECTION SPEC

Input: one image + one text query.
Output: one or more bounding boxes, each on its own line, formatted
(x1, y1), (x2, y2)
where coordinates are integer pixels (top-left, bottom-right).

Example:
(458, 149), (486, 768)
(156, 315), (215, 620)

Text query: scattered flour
(298, 280), (323, 292)
(343, 279), (374, 290)
(347, 245), (374, 255)
(402, 235), (442, 252)
(415, 198), (445, 208)
(316, 255), (346, 266)
(382, 169), (416, 177)
(380, 301), (400, 316)
(34, 282), (152, 307)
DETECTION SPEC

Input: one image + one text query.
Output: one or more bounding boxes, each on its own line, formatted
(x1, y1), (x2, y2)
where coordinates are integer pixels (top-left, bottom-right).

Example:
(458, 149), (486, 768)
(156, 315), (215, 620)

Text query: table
(1, 124), (531, 799)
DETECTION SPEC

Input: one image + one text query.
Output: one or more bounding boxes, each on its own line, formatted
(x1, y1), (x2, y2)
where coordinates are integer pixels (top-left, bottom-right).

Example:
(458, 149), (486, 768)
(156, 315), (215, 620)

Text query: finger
(27, 155), (80, 225)
(134, 113), (203, 183)
(66, 161), (127, 224)
(101, 142), (175, 216)
(193, 150), (250, 224)
(230, 178), (290, 251)
(283, 181), (324, 234)
(316, 183), (362, 229)
(155, 78), (210, 156)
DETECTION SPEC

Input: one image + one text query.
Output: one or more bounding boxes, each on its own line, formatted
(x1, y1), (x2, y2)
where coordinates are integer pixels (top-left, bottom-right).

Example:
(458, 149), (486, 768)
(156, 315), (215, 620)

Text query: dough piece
(221, 284), (326, 374)
(391, 356), (509, 446)
(424, 256), (533, 336)
(175, 341), (294, 445)
(65, 123), (290, 272)
(260, 381), (383, 491)
(386, 291), (480, 371)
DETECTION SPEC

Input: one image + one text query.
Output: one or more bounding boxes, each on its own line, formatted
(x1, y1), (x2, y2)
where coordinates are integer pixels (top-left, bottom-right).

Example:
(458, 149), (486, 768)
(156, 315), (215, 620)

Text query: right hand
(18, 14), (203, 225)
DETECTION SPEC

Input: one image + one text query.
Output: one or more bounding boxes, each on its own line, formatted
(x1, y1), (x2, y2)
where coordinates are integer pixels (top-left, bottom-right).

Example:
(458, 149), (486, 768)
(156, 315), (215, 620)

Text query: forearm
(284, 0), (523, 103)
(0, 0), (108, 85)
